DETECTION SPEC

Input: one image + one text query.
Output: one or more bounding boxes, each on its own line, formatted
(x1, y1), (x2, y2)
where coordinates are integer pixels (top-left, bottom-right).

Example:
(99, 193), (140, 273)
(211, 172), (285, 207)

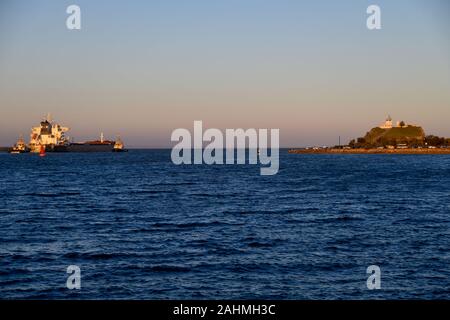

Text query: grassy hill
(362, 125), (425, 146)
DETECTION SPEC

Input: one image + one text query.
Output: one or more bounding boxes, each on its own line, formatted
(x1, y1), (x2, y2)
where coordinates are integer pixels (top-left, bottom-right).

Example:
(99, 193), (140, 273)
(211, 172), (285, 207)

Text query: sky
(0, 0), (449, 147)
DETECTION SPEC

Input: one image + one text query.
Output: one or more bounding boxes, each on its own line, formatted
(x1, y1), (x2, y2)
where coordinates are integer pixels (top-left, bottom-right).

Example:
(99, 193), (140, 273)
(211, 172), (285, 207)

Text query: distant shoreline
(2, 147), (450, 155)
(288, 148), (450, 155)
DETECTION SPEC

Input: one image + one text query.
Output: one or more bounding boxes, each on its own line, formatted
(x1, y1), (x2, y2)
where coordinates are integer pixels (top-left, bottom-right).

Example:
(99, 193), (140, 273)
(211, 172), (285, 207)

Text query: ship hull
(29, 144), (114, 153)
(66, 143), (114, 152)
(20, 116), (124, 153)
(47, 145), (68, 152)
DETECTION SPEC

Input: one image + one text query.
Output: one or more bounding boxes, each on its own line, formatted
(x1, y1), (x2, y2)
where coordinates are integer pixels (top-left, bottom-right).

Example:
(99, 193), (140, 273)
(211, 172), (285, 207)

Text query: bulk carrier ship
(14, 115), (126, 153)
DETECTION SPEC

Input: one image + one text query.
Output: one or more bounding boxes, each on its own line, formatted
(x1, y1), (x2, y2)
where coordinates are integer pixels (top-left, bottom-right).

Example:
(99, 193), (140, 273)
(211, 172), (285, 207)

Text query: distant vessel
(9, 135), (29, 154)
(29, 114), (70, 152)
(112, 136), (127, 152)
(66, 132), (116, 152)
(24, 115), (125, 153)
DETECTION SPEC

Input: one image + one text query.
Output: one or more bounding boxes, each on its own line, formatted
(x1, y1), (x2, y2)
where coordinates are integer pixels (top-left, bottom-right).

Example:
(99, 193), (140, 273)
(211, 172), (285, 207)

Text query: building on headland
(379, 115), (393, 129)
(379, 115), (414, 129)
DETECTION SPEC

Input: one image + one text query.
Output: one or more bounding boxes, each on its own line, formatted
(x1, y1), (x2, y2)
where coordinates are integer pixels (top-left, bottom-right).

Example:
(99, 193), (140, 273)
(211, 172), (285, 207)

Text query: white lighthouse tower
(379, 115), (393, 129)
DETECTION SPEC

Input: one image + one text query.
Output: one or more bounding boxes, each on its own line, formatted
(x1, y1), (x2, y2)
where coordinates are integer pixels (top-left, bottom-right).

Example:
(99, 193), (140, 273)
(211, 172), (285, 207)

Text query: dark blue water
(1, 150), (449, 299)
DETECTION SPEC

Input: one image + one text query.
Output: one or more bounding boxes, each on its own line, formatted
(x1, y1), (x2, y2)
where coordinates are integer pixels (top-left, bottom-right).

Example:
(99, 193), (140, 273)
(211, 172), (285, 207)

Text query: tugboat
(112, 136), (127, 152)
(9, 135), (29, 154)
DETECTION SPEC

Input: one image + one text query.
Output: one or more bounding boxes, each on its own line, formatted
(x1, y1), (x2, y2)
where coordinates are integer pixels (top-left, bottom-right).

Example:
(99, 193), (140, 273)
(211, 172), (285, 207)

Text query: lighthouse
(379, 115), (393, 129)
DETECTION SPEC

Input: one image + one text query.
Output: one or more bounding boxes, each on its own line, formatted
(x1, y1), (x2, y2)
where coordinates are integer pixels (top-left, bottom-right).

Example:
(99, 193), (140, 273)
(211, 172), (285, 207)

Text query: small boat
(112, 136), (127, 152)
(9, 136), (29, 154)
(39, 145), (46, 157)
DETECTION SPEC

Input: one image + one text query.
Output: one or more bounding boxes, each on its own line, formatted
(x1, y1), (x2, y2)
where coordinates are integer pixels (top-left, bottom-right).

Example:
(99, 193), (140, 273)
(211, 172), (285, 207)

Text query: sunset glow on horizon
(1, 0), (449, 147)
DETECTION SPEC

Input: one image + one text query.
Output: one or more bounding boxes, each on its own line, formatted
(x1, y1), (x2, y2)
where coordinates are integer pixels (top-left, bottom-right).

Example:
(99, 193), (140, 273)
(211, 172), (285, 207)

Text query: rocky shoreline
(288, 148), (450, 155)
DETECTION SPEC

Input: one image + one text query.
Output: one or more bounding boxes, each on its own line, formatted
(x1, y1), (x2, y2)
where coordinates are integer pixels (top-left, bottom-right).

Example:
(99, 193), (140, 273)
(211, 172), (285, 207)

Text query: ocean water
(0, 150), (449, 299)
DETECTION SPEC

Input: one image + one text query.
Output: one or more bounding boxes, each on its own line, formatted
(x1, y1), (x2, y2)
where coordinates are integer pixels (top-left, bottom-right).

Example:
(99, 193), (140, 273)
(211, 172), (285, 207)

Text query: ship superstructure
(29, 114), (70, 152)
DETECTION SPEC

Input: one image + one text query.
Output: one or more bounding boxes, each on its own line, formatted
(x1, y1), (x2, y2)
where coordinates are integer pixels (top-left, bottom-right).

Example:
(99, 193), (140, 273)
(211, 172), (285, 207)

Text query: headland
(288, 148), (450, 155)
(290, 116), (450, 155)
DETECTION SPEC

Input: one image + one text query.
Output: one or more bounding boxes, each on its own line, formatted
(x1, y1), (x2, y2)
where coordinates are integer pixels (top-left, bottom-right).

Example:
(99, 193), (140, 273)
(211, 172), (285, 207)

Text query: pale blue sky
(0, 0), (449, 147)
